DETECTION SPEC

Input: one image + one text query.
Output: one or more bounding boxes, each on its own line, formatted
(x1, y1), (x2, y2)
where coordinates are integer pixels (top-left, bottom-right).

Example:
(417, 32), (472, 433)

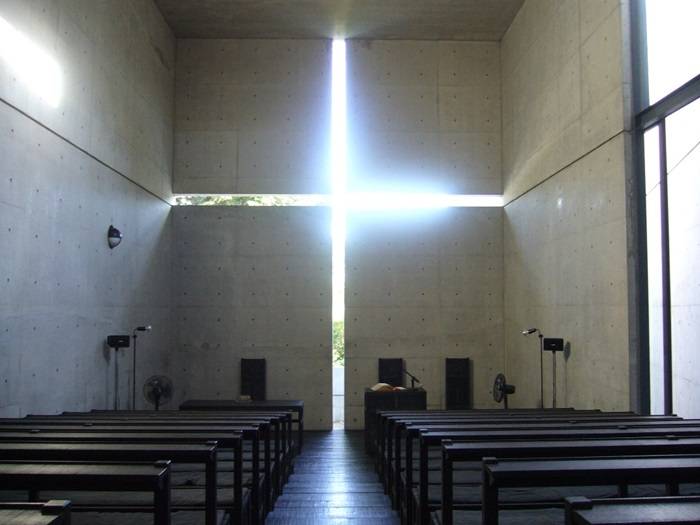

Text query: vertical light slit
(331, 39), (347, 427)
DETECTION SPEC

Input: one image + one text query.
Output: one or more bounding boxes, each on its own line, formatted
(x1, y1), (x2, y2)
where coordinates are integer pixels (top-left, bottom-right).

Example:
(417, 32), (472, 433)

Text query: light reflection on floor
(265, 431), (399, 523)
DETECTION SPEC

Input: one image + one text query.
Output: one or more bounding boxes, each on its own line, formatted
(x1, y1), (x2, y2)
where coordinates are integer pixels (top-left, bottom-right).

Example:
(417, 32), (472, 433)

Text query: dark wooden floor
(265, 431), (400, 524)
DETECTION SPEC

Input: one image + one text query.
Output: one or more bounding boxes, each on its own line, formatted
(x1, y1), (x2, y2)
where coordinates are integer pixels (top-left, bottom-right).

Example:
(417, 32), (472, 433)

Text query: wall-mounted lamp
(107, 225), (123, 249)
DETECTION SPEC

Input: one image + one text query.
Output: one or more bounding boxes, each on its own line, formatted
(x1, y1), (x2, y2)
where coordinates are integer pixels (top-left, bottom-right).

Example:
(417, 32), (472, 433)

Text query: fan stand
(143, 375), (173, 411)
(493, 373), (516, 410)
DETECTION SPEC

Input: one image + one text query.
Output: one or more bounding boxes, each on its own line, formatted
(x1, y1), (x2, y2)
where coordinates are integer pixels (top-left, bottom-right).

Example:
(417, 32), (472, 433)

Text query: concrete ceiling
(154, 0), (524, 41)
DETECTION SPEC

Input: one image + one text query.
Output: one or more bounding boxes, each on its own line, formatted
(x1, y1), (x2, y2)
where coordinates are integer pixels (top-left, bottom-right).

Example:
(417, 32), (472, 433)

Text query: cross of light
(329, 39), (502, 322)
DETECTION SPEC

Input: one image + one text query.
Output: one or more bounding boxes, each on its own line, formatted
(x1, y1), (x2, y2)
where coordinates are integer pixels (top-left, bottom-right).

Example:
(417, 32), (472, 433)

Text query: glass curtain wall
(640, 1), (700, 416)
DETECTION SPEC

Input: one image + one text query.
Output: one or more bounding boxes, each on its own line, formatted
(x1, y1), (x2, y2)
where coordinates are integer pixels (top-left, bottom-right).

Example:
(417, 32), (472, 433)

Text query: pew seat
(0, 500), (70, 525)
(31, 487), (233, 507)
(565, 495), (700, 525)
(480, 456), (700, 525)
(431, 508), (562, 525)
(422, 482), (667, 506)
(70, 509), (228, 525)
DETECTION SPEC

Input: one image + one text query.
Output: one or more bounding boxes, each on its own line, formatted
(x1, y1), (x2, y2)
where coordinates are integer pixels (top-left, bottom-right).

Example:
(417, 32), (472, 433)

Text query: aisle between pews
(266, 431), (400, 524)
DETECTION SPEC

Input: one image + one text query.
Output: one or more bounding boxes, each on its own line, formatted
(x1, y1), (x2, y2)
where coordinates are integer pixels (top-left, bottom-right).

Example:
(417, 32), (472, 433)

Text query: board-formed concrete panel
(0, 103), (174, 417)
(500, 0), (634, 411)
(173, 206), (332, 430)
(0, 0), (175, 200)
(504, 134), (630, 411)
(155, 0), (524, 41)
(501, 0), (628, 203)
(344, 208), (503, 429)
(348, 40), (501, 195)
(174, 39), (331, 194)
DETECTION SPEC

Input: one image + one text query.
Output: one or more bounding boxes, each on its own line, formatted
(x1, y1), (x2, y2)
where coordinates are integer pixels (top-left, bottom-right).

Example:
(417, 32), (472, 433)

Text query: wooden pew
(374, 409), (608, 472)
(377, 411), (639, 485)
(4, 409), (296, 524)
(15, 414), (288, 506)
(478, 455), (700, 525)
(0, 429), (249, 525)
(0, 441), (220, 525)
(564, 495), (700, 525)
(399, 418), (694, 515)
(179, 400), (305, 453)
(381, 412), (673, 489)
(55, 410), (293, 472)
(390, 415), (682, 505)
(0, 460), (171, 525)
(417, 425), (700, 525)
(0, 500), (71, 525)
(384, 414), (683, 515)
(63, 409), (295, 465)
(440, 438), (700, 525)
(55, 410), (296, 488)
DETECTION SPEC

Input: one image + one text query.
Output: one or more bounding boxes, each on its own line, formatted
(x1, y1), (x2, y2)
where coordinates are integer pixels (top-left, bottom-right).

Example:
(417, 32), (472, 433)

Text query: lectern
(364, 388), (426, 454)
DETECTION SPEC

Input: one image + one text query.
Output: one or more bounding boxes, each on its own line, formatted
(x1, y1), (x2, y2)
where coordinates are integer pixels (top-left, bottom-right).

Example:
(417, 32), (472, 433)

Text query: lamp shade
(107, 225), (122, 249)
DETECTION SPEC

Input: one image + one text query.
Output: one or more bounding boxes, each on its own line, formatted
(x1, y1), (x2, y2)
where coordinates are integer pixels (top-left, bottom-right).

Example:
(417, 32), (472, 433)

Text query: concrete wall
(174, 39), (331, 194)
(344, 208), (503, 429)
(347, 40), (501, 194)
(0, 101), (174, 416)
(502, 0), (632, 410)
(0, 0), (175, 200)
(501, 0), (629, 202)
(172, 206), (332, 430)
(504, 135), (629, 409)
(343, 40), (504, 429)
(0, 0), (175, 416)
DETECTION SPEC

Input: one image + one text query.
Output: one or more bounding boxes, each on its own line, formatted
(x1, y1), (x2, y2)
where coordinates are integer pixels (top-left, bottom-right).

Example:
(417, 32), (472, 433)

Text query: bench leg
(298, 408), (303, 453)
(251, 435), (260, 525)
(234, 438), (243, 525)
(205, 456), (218, 525)
(442, 452), (453, 525)
(420, 441), (430, 525)
(264, 426), (272, 515)
(405, 434), (414, 525)
(481, 470), (498, 525)
(155, 474), (171, 525)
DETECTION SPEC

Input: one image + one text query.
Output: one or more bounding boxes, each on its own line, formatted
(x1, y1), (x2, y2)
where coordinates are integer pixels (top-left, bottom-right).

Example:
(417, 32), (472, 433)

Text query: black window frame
(631, 0), (700, 415)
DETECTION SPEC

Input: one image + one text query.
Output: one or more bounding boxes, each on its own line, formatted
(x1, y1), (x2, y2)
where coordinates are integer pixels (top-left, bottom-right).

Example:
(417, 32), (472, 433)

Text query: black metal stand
(538, 333), (544, 409)
(132, 331), (138, 411)
(114, 348), (120, 410)
(404, 369), (421, 389)
(542, 338), (565, 409)
(106, 335), (130, 411)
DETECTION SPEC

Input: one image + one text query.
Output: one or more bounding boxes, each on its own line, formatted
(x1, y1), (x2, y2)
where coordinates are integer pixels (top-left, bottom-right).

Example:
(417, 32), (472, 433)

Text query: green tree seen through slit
(332, 320), (344, 365)
(175, 195), (293, 206)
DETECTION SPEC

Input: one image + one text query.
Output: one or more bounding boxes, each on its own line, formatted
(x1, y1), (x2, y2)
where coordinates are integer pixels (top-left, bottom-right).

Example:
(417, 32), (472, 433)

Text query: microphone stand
(404, 369), (421, 389)
(132, 326), (152, 410)
(132, 330), (138, 411)
(553, 347), (557, 409)
(114, 349), (120, 410)
(539, 332), (544, 409)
